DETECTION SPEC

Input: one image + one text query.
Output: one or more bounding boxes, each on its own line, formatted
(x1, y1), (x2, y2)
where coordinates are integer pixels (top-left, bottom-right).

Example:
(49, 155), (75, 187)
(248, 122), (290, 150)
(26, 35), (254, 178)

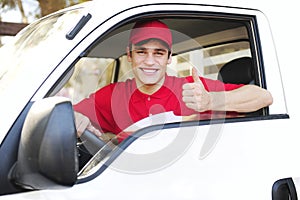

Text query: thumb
(192, 67), (206, 90)
(192, 67), (201, 83)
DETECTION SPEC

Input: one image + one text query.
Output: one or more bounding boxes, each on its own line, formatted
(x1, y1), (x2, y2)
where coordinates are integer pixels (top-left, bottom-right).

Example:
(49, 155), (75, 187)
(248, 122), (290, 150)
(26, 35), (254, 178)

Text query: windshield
(0, 7), (84, 95)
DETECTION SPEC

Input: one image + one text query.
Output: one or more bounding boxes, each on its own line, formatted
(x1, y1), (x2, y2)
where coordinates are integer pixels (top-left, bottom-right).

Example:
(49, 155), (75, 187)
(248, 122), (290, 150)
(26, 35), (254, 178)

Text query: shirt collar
(131, 75), (173, 103)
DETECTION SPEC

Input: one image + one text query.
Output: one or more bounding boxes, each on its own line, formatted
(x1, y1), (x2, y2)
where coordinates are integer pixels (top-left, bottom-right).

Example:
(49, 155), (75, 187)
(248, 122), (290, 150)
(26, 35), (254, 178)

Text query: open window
(55, 13), (266, 114)
(51, 12), (270, 176)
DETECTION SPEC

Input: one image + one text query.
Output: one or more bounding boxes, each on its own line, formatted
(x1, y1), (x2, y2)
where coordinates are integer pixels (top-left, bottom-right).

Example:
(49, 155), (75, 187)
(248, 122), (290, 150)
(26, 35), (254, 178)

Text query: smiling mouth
(140, 68), (159, 74)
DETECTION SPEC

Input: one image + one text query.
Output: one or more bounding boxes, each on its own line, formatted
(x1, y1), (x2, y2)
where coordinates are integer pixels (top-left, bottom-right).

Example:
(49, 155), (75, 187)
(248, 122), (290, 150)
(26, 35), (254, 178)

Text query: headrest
(217, 57), (254, 84)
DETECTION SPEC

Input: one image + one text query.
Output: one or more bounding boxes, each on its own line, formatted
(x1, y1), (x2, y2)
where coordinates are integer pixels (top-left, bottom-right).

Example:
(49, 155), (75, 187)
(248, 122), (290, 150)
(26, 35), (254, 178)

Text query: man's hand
(182, 68), (212, 112)
(74, 112), (102, 138)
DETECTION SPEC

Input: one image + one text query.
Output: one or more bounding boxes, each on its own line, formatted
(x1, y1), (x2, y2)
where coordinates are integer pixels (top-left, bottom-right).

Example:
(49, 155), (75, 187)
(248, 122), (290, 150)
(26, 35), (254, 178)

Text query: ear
(126, 46), (132, 62)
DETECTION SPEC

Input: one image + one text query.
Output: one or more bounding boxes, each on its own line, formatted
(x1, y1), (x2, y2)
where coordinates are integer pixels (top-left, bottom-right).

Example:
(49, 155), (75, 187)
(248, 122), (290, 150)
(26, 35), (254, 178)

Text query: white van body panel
(0, 0), (299, 199)
(0, 119), (297, 200)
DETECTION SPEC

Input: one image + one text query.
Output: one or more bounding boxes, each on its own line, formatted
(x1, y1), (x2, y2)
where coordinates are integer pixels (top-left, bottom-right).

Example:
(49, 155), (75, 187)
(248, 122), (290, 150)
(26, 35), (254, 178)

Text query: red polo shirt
(73, 75), (243, 141)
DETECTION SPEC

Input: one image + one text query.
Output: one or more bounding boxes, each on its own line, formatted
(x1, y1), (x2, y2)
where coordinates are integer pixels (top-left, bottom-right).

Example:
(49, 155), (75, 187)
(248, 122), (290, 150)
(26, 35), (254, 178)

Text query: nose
(143, 53), (156, 66)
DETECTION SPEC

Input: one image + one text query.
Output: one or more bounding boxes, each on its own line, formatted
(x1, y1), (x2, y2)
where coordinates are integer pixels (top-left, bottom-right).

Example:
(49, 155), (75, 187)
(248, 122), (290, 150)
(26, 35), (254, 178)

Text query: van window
(53, 12), (271, 178)
(57, 15), (263, 117)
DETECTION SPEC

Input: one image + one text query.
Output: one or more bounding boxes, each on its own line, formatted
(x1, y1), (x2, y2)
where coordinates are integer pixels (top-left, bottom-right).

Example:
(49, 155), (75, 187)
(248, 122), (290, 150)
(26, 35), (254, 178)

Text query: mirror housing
(10, 97), (78, 190)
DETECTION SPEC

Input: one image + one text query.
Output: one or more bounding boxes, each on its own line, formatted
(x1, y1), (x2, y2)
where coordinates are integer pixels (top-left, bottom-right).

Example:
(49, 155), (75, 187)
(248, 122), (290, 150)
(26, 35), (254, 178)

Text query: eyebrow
(133, 47), (168, 52)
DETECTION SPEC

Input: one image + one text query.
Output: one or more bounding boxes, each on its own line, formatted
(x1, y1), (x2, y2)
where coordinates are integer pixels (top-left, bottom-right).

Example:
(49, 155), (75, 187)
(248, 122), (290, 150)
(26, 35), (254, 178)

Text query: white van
(0, 0), (299, 199)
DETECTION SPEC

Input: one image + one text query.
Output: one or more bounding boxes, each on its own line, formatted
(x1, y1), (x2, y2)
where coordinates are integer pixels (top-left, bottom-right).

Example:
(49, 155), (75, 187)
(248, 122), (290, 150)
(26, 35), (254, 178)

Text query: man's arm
(182, 68), (273, 113)
(209, 84), (273, 112)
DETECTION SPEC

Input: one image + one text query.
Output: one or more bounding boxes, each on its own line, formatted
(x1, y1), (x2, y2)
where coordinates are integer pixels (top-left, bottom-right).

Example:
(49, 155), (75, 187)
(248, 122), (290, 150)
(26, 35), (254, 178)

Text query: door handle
(272, 178), (297, 200)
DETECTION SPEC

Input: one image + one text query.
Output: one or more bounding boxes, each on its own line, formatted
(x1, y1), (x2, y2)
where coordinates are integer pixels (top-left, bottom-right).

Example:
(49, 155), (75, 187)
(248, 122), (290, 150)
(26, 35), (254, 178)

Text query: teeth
(142, 69), (157, 73)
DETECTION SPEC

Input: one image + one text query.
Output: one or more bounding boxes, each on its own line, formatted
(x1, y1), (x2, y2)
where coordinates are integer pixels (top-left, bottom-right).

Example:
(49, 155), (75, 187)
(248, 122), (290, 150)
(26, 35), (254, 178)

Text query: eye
(154, 50), (167, 57)
(135, 50), (147, 56)
(155, 52), (163, 56)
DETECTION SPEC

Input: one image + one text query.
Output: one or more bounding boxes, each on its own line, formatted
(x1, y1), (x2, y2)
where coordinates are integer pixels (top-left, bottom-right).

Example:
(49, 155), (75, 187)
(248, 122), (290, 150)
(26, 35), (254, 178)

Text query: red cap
(129, 20), (172, 49)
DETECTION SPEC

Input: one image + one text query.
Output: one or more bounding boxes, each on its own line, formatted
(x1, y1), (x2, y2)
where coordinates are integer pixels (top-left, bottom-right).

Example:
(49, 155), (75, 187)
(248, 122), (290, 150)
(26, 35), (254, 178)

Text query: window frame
(72, 10), (288, 182)
(65, 11), (270, 115)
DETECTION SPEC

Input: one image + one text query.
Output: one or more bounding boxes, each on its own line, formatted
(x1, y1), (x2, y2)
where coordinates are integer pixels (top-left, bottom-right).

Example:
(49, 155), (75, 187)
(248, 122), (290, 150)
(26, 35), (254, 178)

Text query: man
(74, 20), (273, 143)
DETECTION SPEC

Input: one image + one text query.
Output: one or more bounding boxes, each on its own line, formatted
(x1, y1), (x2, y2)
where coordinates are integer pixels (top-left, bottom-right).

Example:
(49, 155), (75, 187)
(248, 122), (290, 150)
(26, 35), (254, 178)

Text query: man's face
(127, 40), (172, 90)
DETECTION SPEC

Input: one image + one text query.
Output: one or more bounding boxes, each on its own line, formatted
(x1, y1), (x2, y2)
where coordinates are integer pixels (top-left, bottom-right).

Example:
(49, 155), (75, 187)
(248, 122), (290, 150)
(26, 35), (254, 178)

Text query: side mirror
(10, 97), (78, 190)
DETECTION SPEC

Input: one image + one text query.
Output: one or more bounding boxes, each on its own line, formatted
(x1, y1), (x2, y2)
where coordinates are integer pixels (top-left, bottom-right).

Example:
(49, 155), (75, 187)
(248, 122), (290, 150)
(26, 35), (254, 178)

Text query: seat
(218, 56), (264, 116)
(217, 57), (254, 84)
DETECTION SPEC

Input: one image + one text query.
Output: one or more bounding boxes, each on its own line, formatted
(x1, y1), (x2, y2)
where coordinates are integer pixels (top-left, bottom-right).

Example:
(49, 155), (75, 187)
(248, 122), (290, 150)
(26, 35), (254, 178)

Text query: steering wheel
(79, 129), (113, 156)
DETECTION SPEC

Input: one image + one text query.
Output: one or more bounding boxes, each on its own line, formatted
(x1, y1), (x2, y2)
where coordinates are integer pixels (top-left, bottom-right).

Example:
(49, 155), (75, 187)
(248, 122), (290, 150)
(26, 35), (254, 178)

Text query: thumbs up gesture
(182, 68), (212, 112)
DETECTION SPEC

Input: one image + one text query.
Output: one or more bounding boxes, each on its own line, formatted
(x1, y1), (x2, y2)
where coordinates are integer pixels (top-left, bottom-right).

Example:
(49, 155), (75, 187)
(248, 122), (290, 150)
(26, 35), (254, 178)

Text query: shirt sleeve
(73, 84), (119, 133)
(73, 93), (99, 127)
